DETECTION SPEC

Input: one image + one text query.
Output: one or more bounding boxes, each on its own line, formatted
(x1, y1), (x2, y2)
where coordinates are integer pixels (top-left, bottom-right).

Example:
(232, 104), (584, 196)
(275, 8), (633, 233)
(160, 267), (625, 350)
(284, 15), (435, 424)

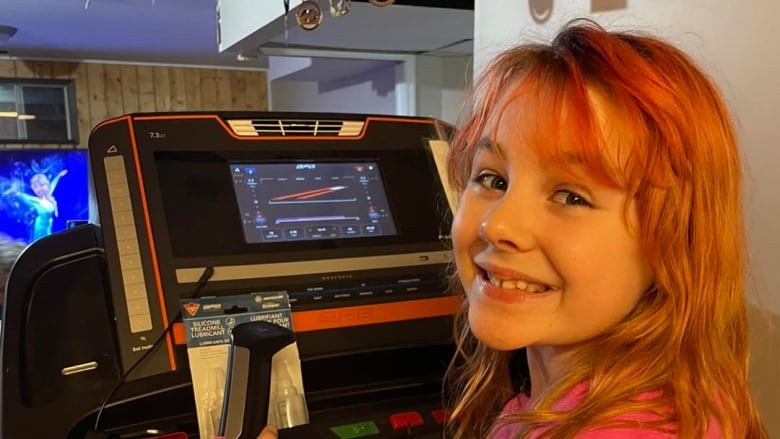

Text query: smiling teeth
(489, 274), (550, 293)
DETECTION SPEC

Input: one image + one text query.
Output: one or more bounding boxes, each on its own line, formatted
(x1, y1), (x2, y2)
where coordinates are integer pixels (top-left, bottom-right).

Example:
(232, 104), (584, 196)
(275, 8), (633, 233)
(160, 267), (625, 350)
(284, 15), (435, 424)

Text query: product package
(181, 292), (308, 438)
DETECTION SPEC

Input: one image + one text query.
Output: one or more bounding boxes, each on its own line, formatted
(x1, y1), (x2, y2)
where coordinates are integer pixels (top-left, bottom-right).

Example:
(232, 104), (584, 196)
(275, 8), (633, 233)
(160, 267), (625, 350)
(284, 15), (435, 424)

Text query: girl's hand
(256, 425), (278, 439)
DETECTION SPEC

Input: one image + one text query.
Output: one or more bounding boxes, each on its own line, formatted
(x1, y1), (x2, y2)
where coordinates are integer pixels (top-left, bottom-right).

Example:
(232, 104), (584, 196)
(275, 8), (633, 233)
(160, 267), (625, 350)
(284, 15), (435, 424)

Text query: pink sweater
(490, 382), (722, 438)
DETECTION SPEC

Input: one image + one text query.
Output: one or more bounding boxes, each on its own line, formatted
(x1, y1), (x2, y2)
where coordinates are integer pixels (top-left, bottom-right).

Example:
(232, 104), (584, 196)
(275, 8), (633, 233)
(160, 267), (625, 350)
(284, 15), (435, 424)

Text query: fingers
(256, 425), (278, 439)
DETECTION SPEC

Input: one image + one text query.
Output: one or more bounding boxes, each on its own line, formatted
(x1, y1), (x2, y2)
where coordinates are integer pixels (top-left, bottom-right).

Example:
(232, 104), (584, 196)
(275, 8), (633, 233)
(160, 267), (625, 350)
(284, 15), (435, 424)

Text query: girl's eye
(474, 173), (508, 191)
(551, 189), (591, 207)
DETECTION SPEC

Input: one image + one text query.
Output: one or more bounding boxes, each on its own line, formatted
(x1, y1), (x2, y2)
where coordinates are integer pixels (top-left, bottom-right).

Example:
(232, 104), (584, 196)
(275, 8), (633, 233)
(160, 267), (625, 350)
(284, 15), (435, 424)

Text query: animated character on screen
(3, 161), (68, 242)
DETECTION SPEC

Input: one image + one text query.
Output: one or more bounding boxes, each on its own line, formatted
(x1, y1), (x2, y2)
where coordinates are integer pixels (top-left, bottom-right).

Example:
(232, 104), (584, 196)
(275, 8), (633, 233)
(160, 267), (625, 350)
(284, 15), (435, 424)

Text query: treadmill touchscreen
(230, 161), (398, 243)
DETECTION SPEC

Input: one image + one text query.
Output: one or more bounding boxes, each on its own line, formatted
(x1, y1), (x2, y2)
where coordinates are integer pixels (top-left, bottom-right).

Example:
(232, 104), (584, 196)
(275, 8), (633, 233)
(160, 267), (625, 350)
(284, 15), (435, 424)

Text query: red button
(388, 411), (424, 430)
(431, 408), (451, 424)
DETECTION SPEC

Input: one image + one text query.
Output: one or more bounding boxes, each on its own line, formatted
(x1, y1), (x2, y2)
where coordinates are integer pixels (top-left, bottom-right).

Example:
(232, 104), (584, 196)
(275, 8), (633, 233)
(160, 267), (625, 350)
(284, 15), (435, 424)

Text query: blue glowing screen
(0, 149), (89, 245)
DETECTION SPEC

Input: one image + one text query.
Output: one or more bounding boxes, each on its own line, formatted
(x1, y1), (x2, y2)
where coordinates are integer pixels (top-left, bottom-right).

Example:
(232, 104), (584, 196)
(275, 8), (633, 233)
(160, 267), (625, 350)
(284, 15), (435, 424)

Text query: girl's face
(450, 97), (654, 351)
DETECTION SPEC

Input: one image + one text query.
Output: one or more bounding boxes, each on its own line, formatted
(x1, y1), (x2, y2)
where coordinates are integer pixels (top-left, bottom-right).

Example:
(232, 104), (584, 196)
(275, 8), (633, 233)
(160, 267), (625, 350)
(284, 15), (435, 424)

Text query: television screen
(0, 149), (89, 245)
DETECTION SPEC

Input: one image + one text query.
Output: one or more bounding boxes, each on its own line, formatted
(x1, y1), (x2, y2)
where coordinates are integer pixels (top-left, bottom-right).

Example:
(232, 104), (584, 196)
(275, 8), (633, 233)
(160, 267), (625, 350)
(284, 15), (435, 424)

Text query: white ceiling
(0, 0), (473, 82)
(0, 0), (262, 68)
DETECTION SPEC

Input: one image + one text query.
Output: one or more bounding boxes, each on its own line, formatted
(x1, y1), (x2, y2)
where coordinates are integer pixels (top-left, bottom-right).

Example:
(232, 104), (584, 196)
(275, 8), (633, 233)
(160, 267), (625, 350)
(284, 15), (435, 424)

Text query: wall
(415, 55), (472, 125)
(0, 59), (268, 149)
(270, 54), (471, 125)
(270, 62), (398, 116)
(473, 0), (779, 434)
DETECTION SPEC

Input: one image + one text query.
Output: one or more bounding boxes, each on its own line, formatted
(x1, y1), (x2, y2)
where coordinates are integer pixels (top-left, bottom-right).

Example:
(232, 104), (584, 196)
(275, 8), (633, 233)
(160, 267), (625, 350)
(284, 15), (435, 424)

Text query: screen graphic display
(0, 149), (89, 245)
(231, 162), (397, 243)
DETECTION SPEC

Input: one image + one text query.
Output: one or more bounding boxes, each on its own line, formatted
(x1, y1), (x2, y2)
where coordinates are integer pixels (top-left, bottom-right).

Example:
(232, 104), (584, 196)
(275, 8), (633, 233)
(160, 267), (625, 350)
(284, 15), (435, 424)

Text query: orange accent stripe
(364, 115), (433, 124)
(126, 120), (177, 371)
(292, 296), (460, 333)
(173, 322), (186, 346)
(171, 296), (461, 345)
(92, 114), (132, 133)
(131, 114), (433, 142)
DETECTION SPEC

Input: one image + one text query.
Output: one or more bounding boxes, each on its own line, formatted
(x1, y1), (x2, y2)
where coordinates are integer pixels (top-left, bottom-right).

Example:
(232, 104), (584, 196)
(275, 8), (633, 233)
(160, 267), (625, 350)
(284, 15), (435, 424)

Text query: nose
(478, 193), (538, 252)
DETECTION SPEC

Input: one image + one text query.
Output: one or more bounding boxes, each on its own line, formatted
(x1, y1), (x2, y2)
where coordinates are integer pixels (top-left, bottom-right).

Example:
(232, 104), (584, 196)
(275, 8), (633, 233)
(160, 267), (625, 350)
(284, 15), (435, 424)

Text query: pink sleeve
(489, 395), (527, 439)
(572, 409), (723, 439)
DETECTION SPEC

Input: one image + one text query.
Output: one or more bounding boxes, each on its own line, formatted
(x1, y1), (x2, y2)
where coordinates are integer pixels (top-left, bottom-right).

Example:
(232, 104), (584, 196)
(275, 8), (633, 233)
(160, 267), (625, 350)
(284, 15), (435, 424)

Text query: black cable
(93, 266), (215, 433)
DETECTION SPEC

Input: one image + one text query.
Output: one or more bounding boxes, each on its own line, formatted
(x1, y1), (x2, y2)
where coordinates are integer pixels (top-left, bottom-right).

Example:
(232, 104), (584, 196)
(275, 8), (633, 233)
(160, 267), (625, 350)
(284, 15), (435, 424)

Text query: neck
(526, 345), (577, 401)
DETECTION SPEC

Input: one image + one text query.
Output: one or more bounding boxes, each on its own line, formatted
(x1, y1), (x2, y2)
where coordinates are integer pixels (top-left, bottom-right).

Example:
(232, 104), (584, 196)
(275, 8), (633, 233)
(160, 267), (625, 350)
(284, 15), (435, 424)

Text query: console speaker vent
(226, 119), (365, 137)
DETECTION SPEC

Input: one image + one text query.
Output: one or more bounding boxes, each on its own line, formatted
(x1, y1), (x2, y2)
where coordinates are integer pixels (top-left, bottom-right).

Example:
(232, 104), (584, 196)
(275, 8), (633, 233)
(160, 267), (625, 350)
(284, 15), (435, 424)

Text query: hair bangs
(494, 60), (641, 193)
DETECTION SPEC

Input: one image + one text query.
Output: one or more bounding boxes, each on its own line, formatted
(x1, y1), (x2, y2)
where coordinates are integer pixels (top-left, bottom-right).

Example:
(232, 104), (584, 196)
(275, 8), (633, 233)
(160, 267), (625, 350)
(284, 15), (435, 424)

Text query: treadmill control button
(330, 420), (380, 438)
(388, 411), (424, 430)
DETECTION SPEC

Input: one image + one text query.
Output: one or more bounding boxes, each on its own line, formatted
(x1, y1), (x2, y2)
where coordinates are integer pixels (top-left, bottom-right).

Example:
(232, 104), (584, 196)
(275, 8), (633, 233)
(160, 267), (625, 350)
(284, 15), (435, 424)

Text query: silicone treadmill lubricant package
(181, 292), (307, 438)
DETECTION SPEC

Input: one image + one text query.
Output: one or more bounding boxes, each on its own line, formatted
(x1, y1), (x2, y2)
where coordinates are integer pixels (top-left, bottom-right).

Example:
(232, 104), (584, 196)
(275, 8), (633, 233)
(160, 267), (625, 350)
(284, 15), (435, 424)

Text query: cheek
(450, 202), (480, 277)
(450, 214), (469, 262)
(556, 235), (651, 309)
(450, 199), (474, 248)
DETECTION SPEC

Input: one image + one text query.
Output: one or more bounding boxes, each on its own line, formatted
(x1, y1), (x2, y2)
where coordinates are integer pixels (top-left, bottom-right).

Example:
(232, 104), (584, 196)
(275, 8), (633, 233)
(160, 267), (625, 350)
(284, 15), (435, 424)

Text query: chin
(467, 306), (528, 352)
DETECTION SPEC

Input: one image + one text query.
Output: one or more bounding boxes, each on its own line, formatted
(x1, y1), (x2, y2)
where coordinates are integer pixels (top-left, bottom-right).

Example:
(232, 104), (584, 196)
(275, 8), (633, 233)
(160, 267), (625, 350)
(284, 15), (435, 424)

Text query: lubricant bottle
(275, 360), (309, 429)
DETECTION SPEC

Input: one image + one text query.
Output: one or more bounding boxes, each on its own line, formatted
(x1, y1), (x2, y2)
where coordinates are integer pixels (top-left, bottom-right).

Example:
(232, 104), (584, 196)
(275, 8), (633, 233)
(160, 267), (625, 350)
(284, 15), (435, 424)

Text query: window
(0, 79), (78, 144)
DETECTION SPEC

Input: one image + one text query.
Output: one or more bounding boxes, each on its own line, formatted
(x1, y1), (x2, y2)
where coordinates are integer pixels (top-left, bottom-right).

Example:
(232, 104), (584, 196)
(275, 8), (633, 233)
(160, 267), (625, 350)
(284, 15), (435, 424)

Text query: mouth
(479, 268), (554, 294)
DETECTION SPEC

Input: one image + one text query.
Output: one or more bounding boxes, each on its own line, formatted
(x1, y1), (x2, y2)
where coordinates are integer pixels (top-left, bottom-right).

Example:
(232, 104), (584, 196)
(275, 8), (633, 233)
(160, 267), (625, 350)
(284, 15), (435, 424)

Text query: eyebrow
(475, 137), (505, 158)
(475, 137), (582, 166)
(561, 151), (583, 166)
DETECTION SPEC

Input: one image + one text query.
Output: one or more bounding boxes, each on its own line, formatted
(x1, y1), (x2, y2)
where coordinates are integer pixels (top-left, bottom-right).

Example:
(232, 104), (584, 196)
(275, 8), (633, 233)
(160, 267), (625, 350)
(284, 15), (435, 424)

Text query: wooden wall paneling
(70, 64), (91, 148)
(248, 71), (263, 110)
(229, 71), (248, 110)
(104, 64), (124, 119)
(86, 63), (108, 136)
(245, 71), (267, 110)
(120, 65), (140, 115)
(200, 69), (218, 111)
(13, 60), (34, 78)
(1, 59), (269, 149)
(255, 71), (268, 110)
(51, 62), (79, 80)
(30, 61), (52, 78)
(243, 71), (258, 110)
(52, 62), (80, 148)
(0, 60), (16, 77)
(169, 67), (187, 111)
(153, 66), (171, 111)
(137, 65), (156, 112)
(215, 69), (232, 110)
(184, 68), (202, 111)
(259, 72), (268, 109)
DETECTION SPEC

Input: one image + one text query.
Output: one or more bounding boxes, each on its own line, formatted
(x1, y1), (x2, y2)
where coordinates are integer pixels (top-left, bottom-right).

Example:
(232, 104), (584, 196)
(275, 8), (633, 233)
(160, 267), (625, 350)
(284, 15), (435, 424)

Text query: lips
(472, 264), (556, 303)
(486, 273), (551, 293)
(476, 261), (554, 288)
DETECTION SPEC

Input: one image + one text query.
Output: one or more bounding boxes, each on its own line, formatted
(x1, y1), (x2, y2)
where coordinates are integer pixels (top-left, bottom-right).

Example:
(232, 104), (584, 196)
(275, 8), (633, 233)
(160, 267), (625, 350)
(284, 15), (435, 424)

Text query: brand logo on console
(183, 302), (200, 317)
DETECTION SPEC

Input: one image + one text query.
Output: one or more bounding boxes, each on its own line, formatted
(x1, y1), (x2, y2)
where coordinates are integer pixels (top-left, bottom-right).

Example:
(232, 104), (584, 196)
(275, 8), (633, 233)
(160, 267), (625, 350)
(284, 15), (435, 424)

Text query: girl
(444, 20), (767, 439)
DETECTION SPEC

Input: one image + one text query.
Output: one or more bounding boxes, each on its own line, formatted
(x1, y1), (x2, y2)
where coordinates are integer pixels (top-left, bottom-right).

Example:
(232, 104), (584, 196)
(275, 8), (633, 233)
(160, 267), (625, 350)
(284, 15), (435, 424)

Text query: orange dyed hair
(444, 20), (767, 439)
